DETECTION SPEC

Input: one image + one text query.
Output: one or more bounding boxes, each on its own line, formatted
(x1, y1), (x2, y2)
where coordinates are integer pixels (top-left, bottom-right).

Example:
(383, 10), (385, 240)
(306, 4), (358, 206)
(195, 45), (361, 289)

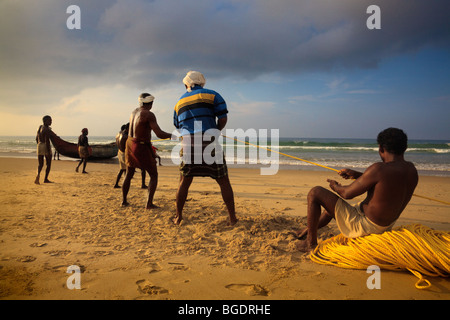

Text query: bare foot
(295, 240), (317, 253)
(172, 215), (182, 225)
(121, 201), (130, 207)
(146, 204), (159, 210)
(44, 179), (53, 183)
(34, 177), (40, 185)
(294, 227), (308, 240)
(228, 218), (238, 226)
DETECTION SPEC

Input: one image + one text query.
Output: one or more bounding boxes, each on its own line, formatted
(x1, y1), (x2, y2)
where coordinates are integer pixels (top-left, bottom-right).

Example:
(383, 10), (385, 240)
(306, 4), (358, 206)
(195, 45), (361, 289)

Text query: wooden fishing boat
(50, 135), (118, 160)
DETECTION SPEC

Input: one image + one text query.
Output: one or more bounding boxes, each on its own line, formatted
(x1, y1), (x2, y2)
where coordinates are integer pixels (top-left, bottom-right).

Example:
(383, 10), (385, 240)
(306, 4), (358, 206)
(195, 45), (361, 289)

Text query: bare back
(129, 108), (152, 141)
(117, 131), (127, 152)
(129, 106), (171, 141)
(359, 161), (418, 226)
(36, 125), (49, 144)
(36, 125), (56, 155)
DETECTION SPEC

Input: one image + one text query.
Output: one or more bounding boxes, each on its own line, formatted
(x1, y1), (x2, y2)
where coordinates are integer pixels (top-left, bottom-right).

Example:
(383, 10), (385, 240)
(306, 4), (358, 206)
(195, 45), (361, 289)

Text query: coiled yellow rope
(309, 224), (450, 289)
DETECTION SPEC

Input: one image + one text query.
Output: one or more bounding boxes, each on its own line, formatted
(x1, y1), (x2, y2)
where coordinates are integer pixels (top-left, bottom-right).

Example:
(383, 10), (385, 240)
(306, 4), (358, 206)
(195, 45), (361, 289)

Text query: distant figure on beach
(295, 128), (418, 252)
(152, 146), (162, 166)
(173, 71), (237, 226)
(114, 123), (129, 188)
(122, 93), (172, 208)
(35, 115), (58, 184)
(53, 150), (60, 160)
(76, 128), (90, 173)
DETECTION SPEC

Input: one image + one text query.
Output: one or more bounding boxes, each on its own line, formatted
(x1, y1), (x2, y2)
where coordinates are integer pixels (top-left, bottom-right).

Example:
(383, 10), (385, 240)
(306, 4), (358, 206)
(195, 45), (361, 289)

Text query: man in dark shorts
(173, 71), (237, 226)
(35, 115), (58, 184)
(122, 93), (172, 209)
(295, 128), (418, 252)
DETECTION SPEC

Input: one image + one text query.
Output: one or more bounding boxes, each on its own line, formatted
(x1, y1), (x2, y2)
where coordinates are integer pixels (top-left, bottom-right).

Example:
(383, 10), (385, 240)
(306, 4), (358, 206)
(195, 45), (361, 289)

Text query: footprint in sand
(172, 265), (190, 271)
(136, 279), (171, 295)
(44, 250), (71, 257)
(93, 250), (114, 256)
(16, 255), (36, 263)
(148, 263), (162, 274)
(225, 283), (270, 296)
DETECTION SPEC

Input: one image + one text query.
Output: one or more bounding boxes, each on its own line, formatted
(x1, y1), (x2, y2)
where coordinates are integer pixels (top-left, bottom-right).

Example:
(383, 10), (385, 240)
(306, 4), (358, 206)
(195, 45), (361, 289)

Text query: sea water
(1, 136), (449, 176)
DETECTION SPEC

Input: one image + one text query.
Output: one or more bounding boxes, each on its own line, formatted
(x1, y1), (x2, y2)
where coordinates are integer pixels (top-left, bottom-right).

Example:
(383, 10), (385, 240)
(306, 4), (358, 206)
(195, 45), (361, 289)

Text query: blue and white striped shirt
(174, 85), (228, 136)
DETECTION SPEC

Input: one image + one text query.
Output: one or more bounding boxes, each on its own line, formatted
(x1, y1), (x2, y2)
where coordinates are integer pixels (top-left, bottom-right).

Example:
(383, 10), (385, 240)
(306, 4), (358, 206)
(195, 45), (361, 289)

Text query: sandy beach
(0, 157), (448, 301)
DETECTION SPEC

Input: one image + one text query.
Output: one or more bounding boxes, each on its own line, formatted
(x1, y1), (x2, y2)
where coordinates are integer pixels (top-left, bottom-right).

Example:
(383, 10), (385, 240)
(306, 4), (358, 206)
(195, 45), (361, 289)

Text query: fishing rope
(151, 136), (450, 205)
(222, 135), (340, 173)
(309, 224), (450, 289)
(153, 135), (450, 288)
(221, 135), (450, 206)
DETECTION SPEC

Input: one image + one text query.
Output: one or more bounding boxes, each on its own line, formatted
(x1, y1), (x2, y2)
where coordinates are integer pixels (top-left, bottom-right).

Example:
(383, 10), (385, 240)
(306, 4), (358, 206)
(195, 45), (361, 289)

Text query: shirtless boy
(296, 128), (418, 252)
(122, 93), (172, 209)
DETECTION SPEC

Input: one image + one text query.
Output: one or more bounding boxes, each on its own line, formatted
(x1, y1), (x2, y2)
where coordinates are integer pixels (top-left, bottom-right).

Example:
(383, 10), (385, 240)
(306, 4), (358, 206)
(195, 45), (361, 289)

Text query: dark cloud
(1, 0), (449, 109)
(92, 0), (450, 81)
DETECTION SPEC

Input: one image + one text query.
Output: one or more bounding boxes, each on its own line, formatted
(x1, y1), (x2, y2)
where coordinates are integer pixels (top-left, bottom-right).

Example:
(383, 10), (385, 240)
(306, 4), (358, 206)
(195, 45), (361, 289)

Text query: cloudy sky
(1, 0), (449, 139)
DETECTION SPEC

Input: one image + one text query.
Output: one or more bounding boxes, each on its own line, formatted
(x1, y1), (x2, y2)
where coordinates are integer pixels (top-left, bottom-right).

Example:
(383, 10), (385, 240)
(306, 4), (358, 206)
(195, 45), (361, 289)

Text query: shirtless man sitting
(122, 93), (172, 209)
(295, 127), (418, 252)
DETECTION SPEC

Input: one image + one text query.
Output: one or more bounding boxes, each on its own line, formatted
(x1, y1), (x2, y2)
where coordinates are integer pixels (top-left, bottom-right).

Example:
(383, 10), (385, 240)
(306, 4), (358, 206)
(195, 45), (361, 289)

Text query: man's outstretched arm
(328, 163), (380, 199)
(148, 112), (172, 140)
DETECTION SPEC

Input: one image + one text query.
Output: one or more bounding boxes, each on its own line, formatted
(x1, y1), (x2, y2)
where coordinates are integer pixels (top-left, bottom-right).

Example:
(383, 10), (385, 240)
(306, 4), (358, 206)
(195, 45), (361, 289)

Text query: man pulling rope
(294, 128), (419, 252)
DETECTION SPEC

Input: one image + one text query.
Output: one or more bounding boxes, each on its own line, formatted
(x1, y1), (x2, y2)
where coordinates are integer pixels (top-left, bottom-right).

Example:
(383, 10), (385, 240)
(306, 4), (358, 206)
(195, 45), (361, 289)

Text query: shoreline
(0, 157), (449, 300)
(1, 151), (449, 178)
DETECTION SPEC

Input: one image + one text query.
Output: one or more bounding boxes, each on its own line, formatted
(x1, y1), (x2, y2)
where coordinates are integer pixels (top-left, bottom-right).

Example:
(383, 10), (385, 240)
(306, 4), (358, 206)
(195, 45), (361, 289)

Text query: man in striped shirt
(173, 71), (237, 226)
